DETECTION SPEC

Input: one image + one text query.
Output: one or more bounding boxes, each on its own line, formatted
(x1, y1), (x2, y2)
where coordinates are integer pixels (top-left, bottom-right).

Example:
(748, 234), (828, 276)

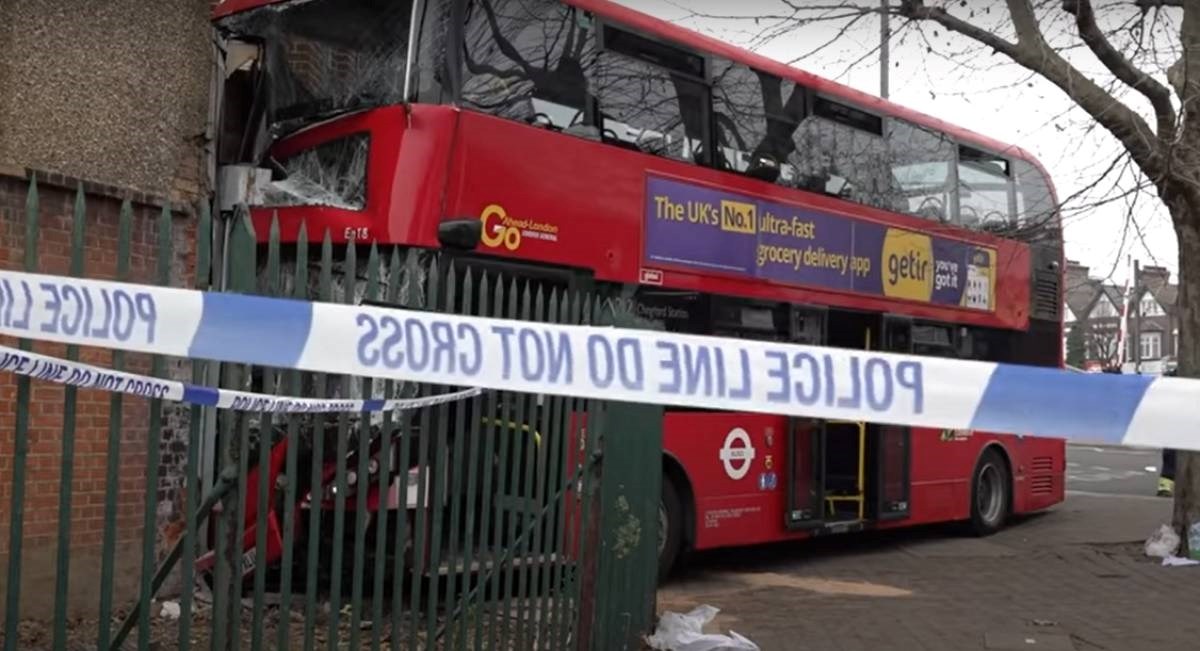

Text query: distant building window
(1139, 295), (1163, 317)
(1140, 332), (1162, 360)
(1092, 297), (1118, 318)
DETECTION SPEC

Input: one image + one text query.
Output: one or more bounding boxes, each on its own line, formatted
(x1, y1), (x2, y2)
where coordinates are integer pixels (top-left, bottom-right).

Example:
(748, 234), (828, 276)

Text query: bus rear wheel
(969, 448), (1010, 536)
(658, 477), (683, 583)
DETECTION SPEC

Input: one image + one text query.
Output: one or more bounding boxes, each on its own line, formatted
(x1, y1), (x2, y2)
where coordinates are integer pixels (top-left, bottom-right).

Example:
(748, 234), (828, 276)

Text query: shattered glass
(219, 0), (413, 137)
(261, 132), (369, 210)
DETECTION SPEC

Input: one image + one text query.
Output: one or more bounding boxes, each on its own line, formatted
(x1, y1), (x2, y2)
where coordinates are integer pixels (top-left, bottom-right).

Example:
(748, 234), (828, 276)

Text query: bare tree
(1081, 319), (1123, 367)
(685, 0), (1199, 543)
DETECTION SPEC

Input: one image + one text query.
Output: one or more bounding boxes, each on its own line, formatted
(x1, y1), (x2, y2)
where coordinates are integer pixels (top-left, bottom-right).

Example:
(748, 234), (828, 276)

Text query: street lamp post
(880, 0), (890, 99)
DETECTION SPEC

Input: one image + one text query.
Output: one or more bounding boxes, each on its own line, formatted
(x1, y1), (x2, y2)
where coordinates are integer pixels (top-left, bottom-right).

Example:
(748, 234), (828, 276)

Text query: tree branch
(899, 0), (1166, 183)
(1181, 1), (1200, 107)
(1068, 0), (1177, 143)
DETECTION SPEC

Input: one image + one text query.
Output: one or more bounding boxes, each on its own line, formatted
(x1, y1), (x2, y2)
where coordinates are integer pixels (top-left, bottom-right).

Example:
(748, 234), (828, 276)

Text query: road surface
(1066, 443), (1164, 497)
(658, 448), (1189, 650)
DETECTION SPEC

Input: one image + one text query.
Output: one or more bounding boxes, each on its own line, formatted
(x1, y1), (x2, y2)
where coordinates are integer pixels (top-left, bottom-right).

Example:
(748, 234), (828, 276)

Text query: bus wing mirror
(438, 218), (483, 250)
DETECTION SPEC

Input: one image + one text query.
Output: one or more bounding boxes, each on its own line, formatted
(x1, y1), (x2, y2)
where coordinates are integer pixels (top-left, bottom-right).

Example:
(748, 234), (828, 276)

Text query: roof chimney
(1066, 260), (1090, 288)
(1138, 265), (1170, 291)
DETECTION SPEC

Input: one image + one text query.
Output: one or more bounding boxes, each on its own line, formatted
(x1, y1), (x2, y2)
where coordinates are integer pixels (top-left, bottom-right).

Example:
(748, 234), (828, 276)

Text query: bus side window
(789, 98), (891, 208)
(461, 0), (599, 133)
(594, 26), (710, 163)
(711, 59), (804, 184)
(957, 145), (1014, 231)
(910, 323), (957, 358)
(886, 120), (955, 222)
(1014, 158), (1056, 233)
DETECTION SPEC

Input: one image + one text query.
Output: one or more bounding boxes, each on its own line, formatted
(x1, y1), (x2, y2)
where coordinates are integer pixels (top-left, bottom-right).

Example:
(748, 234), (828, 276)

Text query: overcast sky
(613, 0), (1179, 286)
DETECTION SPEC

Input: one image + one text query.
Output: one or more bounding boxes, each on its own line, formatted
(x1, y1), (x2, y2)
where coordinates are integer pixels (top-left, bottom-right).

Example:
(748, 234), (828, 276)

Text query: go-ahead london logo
(719, 427), (756, 480)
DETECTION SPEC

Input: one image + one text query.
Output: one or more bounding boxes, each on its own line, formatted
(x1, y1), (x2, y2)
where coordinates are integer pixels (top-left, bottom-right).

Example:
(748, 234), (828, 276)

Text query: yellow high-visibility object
(482, 418), (542, 447)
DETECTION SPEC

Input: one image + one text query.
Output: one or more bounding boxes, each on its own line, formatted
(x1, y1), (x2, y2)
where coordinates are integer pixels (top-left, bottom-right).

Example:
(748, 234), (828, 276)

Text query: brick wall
(0, 170), (200, 618)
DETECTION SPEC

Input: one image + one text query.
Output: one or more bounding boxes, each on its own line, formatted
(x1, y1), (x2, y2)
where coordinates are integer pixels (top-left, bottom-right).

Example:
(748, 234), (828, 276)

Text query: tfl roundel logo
(719, 427), (756, 480)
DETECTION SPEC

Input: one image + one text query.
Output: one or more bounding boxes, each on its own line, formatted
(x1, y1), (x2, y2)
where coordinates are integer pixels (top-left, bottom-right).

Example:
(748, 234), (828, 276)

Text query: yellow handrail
(481, 417), (542, 447)
(823, 420), (867, 520)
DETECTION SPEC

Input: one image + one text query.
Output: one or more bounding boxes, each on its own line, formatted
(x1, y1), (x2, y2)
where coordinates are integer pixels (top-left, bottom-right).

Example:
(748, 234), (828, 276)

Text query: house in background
(1063, 260), (1178, 375)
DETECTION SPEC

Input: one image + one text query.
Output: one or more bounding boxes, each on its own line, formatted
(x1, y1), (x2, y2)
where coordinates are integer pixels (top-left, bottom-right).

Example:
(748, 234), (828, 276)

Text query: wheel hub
(977, 464), (1004, 523)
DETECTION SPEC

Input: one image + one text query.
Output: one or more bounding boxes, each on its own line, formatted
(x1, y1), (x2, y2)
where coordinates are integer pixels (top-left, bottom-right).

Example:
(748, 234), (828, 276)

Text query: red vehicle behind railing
(211, 0), (1066, 581)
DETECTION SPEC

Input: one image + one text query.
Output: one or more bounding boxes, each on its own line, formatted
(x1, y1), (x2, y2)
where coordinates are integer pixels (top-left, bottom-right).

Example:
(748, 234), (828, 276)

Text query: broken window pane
(261, 133), (370, 210)
(219, 0), (413, 135)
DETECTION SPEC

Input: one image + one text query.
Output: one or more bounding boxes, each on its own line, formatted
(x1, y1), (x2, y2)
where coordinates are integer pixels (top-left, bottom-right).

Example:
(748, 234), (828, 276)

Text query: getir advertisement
(644, 174), (997, 312)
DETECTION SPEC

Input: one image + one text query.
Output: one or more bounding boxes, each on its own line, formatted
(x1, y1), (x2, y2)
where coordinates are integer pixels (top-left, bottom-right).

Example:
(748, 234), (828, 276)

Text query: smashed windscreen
(220, 0), (413, 136)
(260, 132), (369, 210)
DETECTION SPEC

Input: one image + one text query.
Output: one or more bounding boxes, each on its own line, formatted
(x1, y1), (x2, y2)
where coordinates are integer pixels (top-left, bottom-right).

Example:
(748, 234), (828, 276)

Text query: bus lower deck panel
(664, 411), (1065, 551)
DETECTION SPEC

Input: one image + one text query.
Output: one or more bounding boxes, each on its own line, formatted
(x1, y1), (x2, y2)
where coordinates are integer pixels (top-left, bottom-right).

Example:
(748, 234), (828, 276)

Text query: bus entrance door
(787, 310), (910, 531)
(873, 316), (914, 521)
(785, 307), (826, 531)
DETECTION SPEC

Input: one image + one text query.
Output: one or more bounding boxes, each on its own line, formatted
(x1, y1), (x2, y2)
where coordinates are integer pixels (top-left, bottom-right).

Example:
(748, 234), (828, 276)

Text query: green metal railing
(0, 177), (660, 650)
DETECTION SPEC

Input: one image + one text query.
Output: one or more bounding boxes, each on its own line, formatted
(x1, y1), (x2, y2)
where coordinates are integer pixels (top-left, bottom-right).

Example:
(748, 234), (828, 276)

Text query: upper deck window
(461, 2), (709, 162)
(219, 0), (413, 136)
(887, 120), (955, 222)
(461, 0), (598, 131)
(790, 99), (892, 207)
(451, 2), (1047, 243)
(592, 26), (709, 162)
(713, 63), (955, 217)
(711, 58), (893, 204)
(1013, 158), (1057, 234)
(957, 145), (1013, 230)
(711, 60), (805, 183)
(602, 26), (705, 79)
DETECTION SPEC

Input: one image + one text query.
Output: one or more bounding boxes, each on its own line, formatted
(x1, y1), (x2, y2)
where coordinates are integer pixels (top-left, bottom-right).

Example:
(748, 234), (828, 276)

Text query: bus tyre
(658, 477), (683, 583)
(969, 448), (1010, 536)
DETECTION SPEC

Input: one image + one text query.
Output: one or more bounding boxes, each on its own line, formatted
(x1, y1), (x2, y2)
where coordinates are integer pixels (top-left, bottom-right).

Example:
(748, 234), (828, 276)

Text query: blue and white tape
(0, 344), (482, 413)
(0, 269), (1195, 451)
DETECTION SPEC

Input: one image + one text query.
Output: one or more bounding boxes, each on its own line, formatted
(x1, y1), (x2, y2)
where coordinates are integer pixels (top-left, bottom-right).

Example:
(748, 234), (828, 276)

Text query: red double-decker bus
(212, 0), (1066, 579)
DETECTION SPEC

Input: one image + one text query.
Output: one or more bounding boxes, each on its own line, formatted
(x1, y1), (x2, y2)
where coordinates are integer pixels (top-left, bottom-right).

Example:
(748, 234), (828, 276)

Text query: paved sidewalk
(656, 493), (1200, 651)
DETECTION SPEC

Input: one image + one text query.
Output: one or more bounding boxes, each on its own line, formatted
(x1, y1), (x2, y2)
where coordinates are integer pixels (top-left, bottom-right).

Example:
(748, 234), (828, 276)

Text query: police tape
(0, 344), (482, 413)
(0, 269), (1195, 451)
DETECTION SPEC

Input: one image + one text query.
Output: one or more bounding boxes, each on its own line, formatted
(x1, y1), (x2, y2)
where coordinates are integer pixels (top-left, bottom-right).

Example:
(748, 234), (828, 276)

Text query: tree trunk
(1172, 215), (1200, 554)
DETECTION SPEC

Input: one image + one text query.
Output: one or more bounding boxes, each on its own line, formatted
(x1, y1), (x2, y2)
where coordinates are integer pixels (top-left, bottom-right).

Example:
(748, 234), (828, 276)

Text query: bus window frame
(709, 56), (811, 183)
(593, 16), (715, 161)
(955, 143), (1017, 229)
(404, 0), (427, 103)
(651, 293), (811, 413)
(909, 320), (962, 358)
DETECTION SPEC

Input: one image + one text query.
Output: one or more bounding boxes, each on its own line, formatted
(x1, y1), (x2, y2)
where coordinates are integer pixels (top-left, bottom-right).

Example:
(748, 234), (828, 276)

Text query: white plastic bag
(645, 605), (759, 651)
(160, 600), (182, 620)
(1145, 523), (1180, 559)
